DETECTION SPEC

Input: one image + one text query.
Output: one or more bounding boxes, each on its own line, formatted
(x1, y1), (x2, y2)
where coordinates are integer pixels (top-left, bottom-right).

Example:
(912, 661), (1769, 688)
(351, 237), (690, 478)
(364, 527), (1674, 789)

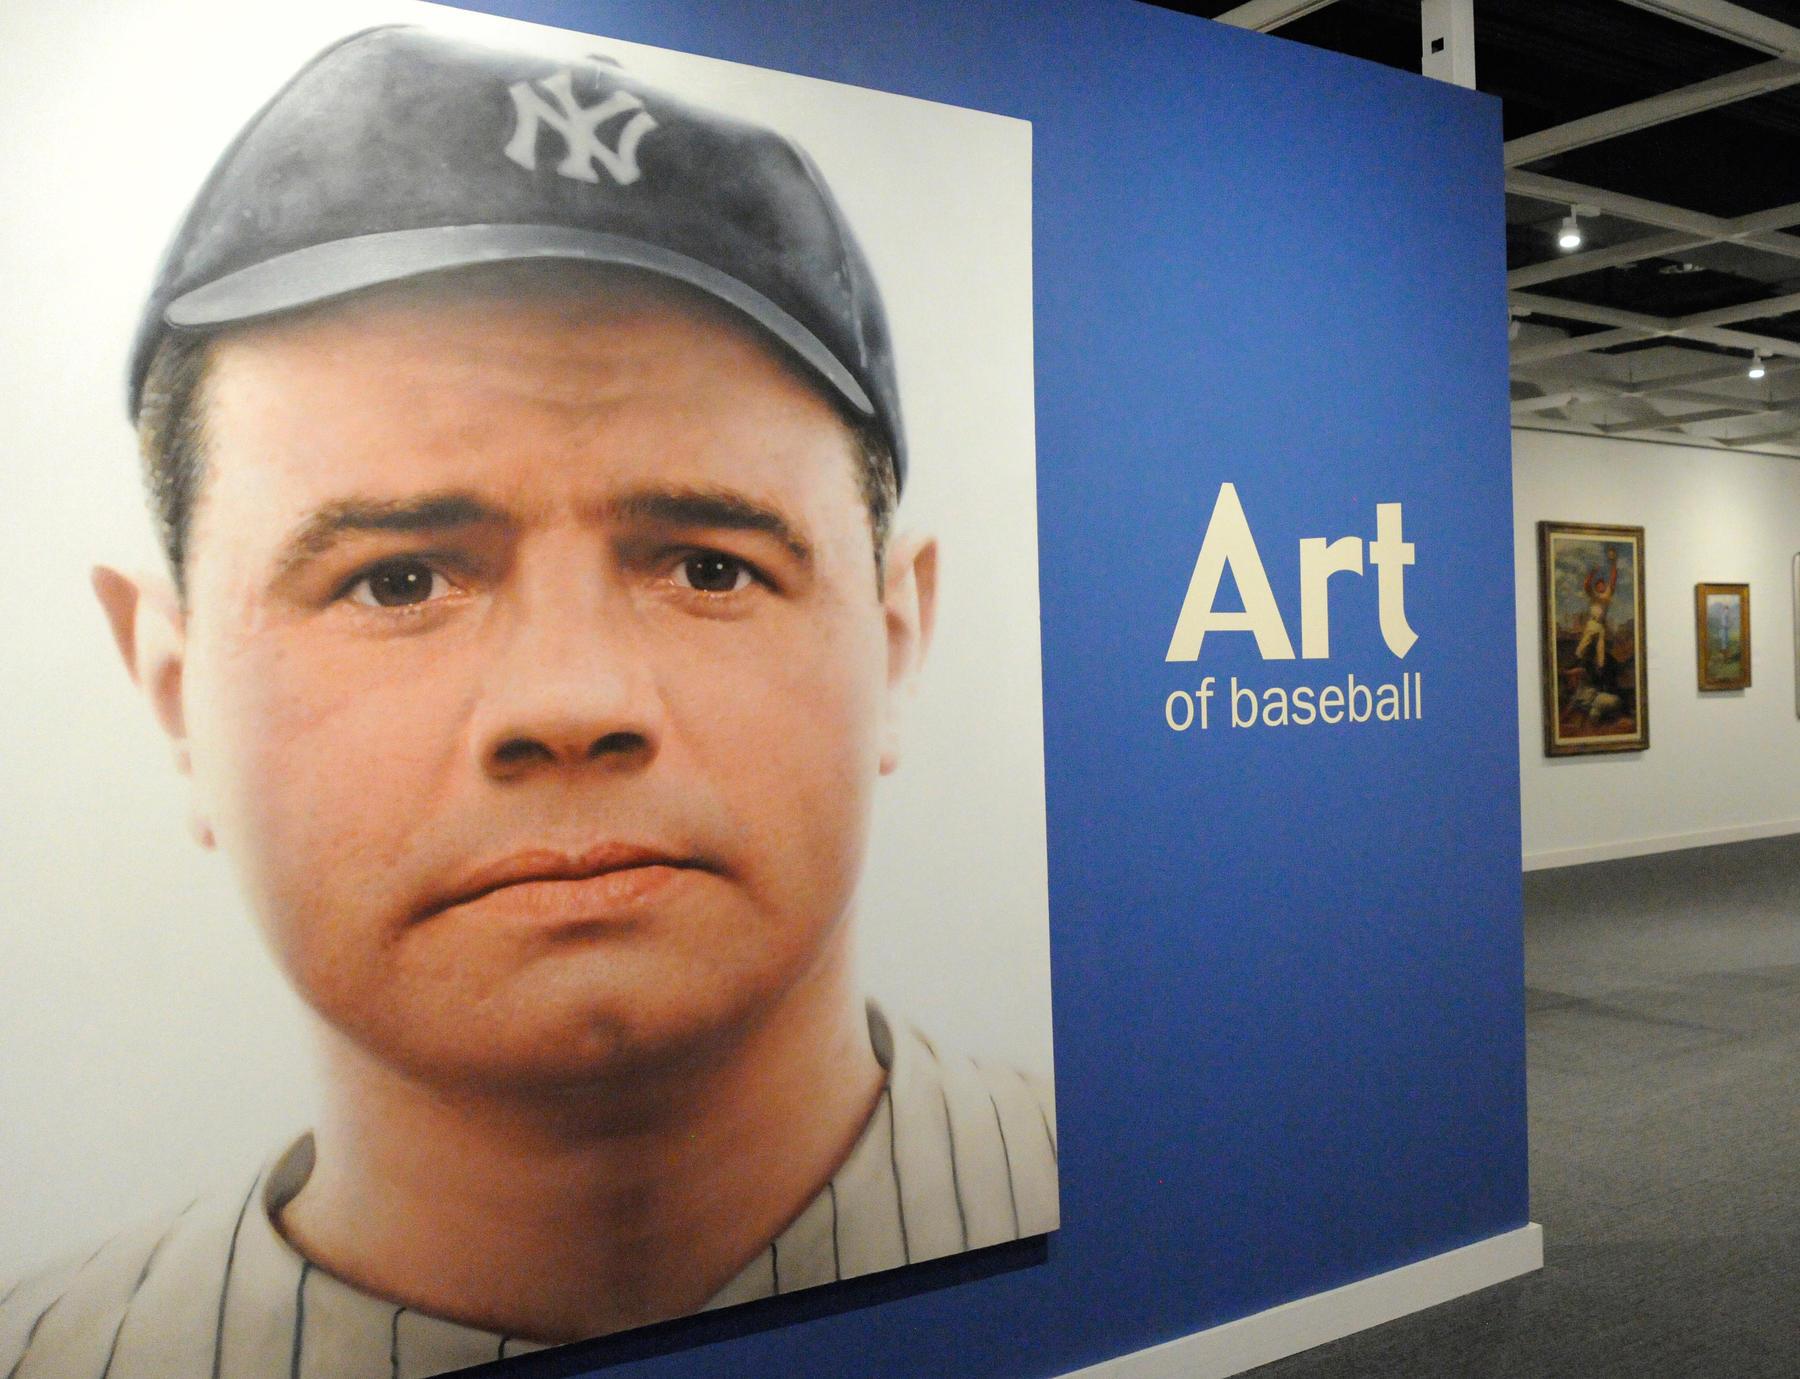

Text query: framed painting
(1538, 522), (1649, 756)
(1696, 583), (1750, 690)
(1792, 557), (1800, 717)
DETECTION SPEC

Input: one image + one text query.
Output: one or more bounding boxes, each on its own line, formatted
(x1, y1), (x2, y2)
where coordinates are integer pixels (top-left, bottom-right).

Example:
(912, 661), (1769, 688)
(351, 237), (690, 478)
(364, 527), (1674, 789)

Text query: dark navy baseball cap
(129, 24), (905, 486)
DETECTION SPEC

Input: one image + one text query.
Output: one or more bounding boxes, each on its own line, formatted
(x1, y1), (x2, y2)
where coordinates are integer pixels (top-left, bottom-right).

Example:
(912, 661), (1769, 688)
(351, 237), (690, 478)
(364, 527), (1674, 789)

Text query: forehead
(192, 270), (867, 522)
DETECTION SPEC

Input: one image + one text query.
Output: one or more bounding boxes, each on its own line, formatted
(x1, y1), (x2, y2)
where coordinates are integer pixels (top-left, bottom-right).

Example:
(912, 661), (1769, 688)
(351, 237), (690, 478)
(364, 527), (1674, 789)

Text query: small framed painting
(1696, 583), (1750, 691)
(1792, 556), (1800, 717)
(1538, 521), (1649, 755)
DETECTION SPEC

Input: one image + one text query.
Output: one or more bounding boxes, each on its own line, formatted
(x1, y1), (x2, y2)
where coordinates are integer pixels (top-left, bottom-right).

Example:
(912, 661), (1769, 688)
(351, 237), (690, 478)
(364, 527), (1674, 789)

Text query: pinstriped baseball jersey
(1, 1005), (1056, 1378)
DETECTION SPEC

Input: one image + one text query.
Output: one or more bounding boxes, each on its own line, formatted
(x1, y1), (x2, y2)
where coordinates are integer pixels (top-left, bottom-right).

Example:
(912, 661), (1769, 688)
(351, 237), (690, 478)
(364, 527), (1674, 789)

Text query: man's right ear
(92, 565), (191, 774)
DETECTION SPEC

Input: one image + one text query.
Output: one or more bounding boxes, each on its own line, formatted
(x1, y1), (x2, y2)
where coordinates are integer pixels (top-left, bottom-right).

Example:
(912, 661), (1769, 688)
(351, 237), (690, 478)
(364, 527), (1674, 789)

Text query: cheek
(182, 624), (467, 961)
(668, 610), (890, 906)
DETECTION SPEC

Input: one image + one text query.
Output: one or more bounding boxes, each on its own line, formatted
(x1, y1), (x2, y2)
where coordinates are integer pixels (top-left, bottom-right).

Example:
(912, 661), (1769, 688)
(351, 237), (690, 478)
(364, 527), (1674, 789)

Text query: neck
(277, 959), (882, 1342)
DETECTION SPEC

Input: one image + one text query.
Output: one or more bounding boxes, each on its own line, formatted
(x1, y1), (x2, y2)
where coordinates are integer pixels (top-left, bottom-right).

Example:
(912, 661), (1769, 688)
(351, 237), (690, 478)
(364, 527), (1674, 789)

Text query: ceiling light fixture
(1749, 351), (1766, 380)
(1557, 211), (1584, 252)
(1554, 204), (1598, 254)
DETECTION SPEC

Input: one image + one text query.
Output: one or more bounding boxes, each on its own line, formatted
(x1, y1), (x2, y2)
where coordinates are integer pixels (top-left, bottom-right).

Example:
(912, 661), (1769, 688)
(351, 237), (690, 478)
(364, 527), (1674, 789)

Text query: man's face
(137, 278), (929, 1091)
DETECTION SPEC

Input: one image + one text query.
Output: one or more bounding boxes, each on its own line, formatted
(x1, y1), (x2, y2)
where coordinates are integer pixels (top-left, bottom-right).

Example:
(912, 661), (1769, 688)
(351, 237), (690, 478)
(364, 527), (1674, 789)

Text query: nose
(470, 556), (662, 782)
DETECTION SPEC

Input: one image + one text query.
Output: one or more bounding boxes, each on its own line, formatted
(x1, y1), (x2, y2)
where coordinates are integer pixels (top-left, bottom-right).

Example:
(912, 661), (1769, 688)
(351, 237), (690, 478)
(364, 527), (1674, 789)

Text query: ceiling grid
(1171, 0), (1800, 456)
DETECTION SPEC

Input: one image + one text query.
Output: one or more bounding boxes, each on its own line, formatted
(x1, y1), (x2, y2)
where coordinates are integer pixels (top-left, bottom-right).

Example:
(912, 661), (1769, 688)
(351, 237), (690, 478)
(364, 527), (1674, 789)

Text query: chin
(339, 977), (772, 1096)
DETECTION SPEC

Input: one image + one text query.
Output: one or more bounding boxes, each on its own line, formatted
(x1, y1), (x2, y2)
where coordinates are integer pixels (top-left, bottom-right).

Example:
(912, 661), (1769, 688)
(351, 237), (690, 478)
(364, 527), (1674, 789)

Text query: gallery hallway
(1250, 835), (1800, 1378)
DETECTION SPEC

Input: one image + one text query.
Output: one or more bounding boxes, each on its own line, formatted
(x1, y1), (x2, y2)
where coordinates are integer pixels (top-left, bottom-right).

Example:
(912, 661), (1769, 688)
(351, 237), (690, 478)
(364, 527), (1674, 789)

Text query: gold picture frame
(1696, 583), (1750, 691)
(1538, 522), (1648, 756)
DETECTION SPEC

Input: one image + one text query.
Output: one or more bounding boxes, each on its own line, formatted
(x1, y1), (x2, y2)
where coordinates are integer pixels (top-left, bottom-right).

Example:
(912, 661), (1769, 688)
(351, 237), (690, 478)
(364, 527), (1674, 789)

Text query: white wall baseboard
(1059, 1224), (1543, 1379)
(1522, 819), (1800, 872)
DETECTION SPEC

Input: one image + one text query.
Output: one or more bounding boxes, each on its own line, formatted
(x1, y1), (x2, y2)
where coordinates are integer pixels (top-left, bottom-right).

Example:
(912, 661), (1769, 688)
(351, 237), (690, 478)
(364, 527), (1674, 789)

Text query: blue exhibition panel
(460, 2), (1524, 1376)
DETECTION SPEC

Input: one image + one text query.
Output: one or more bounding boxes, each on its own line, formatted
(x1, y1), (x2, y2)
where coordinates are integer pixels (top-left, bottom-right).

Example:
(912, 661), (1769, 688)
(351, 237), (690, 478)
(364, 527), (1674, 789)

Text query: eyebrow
(273, 493), (506, 579)
(608, 487), (812, 563)
(268, 485), (812, 582)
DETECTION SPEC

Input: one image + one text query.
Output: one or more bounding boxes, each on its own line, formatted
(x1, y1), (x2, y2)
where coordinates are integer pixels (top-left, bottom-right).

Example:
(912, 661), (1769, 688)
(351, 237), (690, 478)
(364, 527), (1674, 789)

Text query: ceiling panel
(1147, 0), (1800, 454)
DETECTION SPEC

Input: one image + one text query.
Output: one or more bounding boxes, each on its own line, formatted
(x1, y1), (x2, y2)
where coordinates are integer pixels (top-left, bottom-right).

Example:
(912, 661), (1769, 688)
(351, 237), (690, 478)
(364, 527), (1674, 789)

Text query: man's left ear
(879, 534), (938, 775)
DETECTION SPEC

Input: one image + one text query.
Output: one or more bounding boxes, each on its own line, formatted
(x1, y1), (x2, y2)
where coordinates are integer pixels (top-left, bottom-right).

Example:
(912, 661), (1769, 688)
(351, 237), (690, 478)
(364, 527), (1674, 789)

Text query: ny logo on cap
(504, 71), (658, 186)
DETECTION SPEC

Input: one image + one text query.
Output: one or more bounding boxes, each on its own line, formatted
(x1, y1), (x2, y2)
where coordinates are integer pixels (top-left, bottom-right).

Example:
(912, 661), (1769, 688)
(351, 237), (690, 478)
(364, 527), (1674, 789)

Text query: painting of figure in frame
(1538, 522), (1648, 756)
(1696, 583), (1750, 691)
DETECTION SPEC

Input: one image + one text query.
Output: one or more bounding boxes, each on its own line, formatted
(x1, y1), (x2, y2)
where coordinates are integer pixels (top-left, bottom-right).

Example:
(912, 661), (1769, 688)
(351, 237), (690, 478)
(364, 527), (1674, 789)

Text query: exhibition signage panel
(437, 1), (1527, 1371)
(0, 1), (1524, 1377)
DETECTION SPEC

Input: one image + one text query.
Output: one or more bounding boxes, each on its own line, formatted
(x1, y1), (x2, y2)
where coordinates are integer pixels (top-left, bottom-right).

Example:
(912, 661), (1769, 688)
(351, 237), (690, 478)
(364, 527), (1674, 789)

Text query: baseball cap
(128, 23), (905, 486)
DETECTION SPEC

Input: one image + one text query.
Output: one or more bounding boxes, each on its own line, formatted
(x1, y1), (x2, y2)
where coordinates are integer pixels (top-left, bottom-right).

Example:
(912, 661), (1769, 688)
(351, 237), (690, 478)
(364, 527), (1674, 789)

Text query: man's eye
(674, 552), (753, 594)
(348, 560), (447, 608)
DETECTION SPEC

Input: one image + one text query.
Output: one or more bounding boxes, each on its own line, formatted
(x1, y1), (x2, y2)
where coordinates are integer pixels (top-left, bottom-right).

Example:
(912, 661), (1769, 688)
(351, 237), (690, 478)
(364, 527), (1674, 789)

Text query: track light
(1749, 351), (1766, 380)
(1554, 204), (1597, 253)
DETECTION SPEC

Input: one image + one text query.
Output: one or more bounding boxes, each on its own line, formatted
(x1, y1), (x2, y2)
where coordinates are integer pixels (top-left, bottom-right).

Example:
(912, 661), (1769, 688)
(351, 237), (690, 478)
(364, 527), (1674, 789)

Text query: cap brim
(165, 224), (875, 418)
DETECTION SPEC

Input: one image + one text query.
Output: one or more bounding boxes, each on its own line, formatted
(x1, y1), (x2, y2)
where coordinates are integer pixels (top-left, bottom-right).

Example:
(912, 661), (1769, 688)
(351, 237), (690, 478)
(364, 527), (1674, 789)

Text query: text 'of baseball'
(1163, 673), (1424, 732)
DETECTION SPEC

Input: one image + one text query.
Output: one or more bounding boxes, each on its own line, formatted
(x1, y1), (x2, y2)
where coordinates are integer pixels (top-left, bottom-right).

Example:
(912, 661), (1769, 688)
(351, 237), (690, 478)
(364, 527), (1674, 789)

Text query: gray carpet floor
(1248, 834), (1800, 1377)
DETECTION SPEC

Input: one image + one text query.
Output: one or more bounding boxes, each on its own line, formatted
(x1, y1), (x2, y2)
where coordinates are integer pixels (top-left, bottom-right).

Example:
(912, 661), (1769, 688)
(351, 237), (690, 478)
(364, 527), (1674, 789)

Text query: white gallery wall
(1515, 426), (1800, 869)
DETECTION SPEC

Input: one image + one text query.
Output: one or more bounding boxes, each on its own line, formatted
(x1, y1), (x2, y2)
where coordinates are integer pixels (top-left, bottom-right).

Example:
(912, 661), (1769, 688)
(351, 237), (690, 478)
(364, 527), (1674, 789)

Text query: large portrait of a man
(0, 4), (1052, 1375)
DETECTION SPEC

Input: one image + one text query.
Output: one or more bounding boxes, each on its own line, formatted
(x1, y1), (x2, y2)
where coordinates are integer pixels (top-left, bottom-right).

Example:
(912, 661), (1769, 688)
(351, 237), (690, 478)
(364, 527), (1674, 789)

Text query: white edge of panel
(1523, 819), (1800, 871)
(1058, 1223), (1544, 1379)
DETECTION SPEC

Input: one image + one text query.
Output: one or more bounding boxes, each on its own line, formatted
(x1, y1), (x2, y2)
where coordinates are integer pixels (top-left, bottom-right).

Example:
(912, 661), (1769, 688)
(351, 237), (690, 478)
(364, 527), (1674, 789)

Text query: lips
(414, 844), (713, 927)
